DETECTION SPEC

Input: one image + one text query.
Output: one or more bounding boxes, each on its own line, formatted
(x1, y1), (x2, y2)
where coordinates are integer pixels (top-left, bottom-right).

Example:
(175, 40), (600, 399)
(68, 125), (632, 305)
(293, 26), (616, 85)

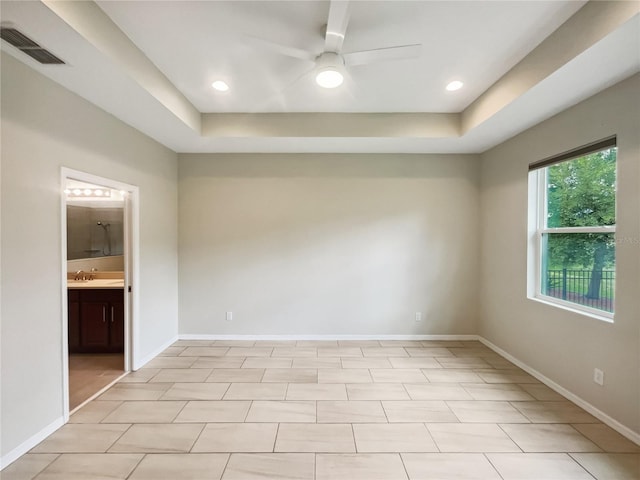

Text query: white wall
(0, 53), (179, 460)
(479, 74), (640, 435)
(178, 153), (480, 336)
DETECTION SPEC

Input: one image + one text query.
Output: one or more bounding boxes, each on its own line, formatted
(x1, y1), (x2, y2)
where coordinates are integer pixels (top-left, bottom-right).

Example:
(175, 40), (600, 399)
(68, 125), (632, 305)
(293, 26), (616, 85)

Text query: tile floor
(68, 353), (125, 410)
(4, 340), (639, 479)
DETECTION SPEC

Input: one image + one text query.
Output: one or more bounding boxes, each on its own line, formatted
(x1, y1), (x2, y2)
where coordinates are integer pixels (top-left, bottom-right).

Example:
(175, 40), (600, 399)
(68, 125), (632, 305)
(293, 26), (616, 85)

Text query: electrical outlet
(593, 368), (604, 386)
(415, 312), (422, 322)
(226, 311), (233, 322)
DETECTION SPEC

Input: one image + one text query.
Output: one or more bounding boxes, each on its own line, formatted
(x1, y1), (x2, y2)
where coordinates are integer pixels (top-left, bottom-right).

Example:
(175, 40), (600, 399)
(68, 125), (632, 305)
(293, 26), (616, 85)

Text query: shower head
(97, 221), (110, 230)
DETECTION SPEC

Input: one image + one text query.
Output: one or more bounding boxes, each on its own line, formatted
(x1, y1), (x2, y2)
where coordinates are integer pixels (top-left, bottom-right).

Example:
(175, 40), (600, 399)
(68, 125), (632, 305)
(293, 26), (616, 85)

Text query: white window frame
(528, 142), (617, 322)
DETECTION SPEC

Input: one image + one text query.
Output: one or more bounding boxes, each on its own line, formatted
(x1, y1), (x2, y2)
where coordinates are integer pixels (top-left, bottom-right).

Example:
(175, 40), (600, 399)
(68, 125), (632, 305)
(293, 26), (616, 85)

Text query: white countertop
(67, 279), (124, 289)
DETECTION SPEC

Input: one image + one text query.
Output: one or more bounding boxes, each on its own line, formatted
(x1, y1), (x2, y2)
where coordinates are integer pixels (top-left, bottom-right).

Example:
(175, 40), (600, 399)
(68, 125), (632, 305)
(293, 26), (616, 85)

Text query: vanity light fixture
(66, 188), (111, 198)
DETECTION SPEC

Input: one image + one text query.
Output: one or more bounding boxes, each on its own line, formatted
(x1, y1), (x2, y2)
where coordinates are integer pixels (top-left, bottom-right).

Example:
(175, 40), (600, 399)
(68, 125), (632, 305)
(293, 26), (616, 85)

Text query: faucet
(74, 270), (85, 281)
(89, 268), (98, 280)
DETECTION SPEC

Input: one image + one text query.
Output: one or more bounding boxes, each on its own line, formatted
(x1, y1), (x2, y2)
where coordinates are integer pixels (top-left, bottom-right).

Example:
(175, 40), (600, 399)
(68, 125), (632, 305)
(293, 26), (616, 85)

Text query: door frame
(60, 167), (140, 419)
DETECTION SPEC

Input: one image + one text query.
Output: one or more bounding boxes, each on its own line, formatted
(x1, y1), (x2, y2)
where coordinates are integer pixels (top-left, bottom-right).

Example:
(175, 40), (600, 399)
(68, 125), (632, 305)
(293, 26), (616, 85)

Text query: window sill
(528, 295), (614, 323)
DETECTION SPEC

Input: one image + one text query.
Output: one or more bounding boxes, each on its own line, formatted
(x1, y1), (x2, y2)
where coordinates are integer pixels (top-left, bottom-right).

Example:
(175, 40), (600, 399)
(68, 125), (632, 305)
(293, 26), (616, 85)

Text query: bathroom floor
(5, 340), (639, 479)
(68, 353), (124, 410)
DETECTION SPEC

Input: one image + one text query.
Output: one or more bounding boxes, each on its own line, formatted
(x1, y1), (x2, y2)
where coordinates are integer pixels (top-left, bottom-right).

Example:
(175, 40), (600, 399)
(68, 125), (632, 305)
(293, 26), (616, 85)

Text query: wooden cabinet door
(109, 298), (125, 350)
(68, 291), (81, 352)
(80, 301), (110, 348)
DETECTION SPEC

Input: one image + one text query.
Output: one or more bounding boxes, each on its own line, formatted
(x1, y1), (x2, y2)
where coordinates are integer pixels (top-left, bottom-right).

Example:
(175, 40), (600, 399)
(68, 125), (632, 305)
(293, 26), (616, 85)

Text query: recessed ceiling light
(211, 80), (229, 92)
(446, 80), (464, 91)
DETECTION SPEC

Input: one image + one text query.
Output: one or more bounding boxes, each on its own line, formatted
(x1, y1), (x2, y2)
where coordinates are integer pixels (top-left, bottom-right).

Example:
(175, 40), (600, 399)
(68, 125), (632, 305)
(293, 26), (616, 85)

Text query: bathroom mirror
(66, 181), (125, 261)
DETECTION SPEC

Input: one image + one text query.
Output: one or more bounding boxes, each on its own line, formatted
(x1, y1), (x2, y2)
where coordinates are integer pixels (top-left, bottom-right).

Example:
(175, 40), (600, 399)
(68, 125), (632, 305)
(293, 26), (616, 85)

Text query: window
(529, 137), (617, 319)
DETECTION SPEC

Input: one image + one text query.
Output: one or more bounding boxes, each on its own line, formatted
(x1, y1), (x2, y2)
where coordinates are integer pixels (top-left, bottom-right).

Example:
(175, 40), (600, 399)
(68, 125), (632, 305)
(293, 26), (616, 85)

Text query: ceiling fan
(250, 0), (422, 89)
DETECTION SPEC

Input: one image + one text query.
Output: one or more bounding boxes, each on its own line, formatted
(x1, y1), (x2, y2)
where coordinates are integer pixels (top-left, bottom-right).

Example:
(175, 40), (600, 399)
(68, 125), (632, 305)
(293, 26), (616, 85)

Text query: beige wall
(67, 255), (125, 273)
(0, 53), (179, 459)
(178, 153), (480, 336)
(479, 74), (640, 434)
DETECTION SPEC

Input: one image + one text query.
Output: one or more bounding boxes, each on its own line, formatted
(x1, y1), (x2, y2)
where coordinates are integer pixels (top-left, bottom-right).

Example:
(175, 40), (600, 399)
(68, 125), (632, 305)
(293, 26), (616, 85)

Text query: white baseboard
(179, 334), (480, 341)
(0, 416), (65, 470)
(478, 336), (640, 446)
(133, 335), (179, 370)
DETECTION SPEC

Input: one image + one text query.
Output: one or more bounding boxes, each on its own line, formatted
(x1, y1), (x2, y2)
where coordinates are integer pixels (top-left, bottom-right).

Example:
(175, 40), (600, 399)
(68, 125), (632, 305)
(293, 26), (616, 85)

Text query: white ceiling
(1, 1), (638, 154)
(96, 0), (584, 113)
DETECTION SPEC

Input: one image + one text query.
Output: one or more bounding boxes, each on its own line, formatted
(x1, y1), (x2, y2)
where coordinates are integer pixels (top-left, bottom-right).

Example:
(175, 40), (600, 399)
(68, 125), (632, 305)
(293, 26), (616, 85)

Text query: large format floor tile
(445, 400), (530, 423)
(382, 400), (458, 423)
(486, 453), (594, 479)
(317, 400), (387, 423)
(512, 401), (599, 423)
(286, 383), (348, 400)
(404, 383), (473, 400)
(109, 424), (204, 453)
(6, 339), (636, 480)
(128, 453), (229, 480)
(369, 368), (427, 383)
(98, 383), (173, 401)
(572, 423), (640, 453)
(0, 454), (59, 480)
(101, 400), (186, 423)
(192, 423), (278, 452)
(31, 424), (130, 453)
(318, 368), (372, 383)
(426, 423), (521, 452)
(316, 453), (408, 480)
(246, 401), (316, 423)
(275, 424), (355, 453)
(500, 424), (601, 452)
(222, 453), (315, 480)
(207, 368), (264, 383)
(69, 400), (122, 423)
(570, 453), (640, 480)
(34, 454), (143, 480)
(401, 453), (502, 479)
(223, 382), (287, 400)
(353, 423), (438, 452)
(262, 368), (317, 383)
(460, 383), (534, 401)
(174, 400), (251, 423)
(160, 382), (230, 400)
(346, 383), (410, 400)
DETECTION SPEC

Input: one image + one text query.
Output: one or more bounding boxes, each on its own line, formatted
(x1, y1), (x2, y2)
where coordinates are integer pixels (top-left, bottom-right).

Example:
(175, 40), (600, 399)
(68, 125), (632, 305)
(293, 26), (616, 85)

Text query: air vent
(0, 27), (65, 64)
(0, 27), (39, 48)
(21, 48), (64, 65)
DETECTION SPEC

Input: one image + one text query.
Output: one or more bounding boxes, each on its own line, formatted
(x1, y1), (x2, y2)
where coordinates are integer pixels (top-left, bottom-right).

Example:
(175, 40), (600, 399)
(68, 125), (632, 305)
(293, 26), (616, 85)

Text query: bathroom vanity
(68, 278), (124, 353)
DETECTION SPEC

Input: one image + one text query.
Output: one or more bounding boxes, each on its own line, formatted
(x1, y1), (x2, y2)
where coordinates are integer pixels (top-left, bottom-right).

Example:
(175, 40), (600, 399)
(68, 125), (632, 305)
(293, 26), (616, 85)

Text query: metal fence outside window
(544, 269), (615, 312)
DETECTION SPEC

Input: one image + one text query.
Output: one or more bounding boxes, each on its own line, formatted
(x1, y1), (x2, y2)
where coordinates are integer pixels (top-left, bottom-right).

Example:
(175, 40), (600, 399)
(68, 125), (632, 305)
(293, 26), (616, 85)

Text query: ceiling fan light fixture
(316, 68), (344, 88)
(446, 80), (464, 91)
(315, 52), (345, 89)
(211, 80), (230, 92)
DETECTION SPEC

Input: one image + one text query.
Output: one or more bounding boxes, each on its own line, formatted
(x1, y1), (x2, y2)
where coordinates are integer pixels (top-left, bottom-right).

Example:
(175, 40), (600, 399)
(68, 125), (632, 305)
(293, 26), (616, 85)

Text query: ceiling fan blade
(343, 44), (422, 66)
(245, 35), (315, 63)
(252, 66), (316, 112)
(325, 0), (349, 53)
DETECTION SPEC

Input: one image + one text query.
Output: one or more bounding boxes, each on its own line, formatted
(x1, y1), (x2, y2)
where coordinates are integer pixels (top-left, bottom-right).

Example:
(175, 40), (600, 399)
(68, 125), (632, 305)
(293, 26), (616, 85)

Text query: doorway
(61, 168), (138, 417)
